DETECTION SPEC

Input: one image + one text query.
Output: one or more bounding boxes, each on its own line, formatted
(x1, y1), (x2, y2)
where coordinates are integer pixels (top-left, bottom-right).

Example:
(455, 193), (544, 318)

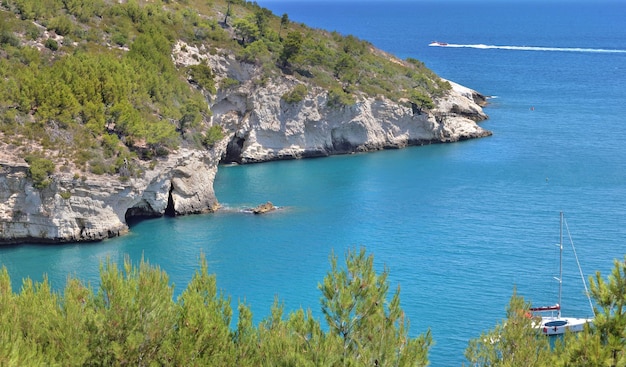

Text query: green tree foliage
(0, 7), (222, 163)
(238, 39), (272, 65)
(327, 86), (355, 108)
(279, 13), (289, 40)
(24, 154), (55, 189)
(465, 290), (553, 367)
(279, 30), (303, 68)
(0, 249), (432, 366)
(468, 257), (626, 367)
(172, 255), (235, 364)
(0, 0), (228, 167)
(220, 77), (240, 89)
(0, 14), (21, 47)
(44, 38), (59, 51)
(253, 8), (272, 38)
(192, 19), (229, 43)
(334, 53), (358, 83)
(179, 98), (205, 133)
(282, 84), (308, 104)
(187, 63), (217, 94)
(320, 248), (432, 366)
(555, 256), (626, 367)
(48, 14), (74, 36)
(10, 0), (61, 20)
(233, 16), (259, 45)
(62, 0), (105, 23)
(90, 257), (177, 365)
(204, 125), (224, 148)
(409, 90), (435, 112)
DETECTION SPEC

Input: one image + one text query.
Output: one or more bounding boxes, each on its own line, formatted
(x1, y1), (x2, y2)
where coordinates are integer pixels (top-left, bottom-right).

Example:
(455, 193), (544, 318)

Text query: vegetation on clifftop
(0, 0), (450, 180)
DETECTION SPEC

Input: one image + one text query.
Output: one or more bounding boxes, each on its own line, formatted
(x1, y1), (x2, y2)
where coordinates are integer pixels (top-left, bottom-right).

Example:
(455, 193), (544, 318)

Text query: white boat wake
(428, 42), (626, 54)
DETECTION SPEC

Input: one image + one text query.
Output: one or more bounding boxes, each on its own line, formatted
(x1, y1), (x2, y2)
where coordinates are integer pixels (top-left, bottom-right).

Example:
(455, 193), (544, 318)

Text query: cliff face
(221, 82), (490, 163)
(0, 148), (221, 244)
(0, 43), (491, 244)
(195, 48), (490, 164)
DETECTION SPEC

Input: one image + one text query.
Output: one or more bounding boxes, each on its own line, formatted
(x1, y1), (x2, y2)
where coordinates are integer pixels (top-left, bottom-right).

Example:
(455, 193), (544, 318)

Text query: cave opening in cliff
(164, 184), (176, 217)
(124, 200), (160, 227)
(222, 136), (245, 164)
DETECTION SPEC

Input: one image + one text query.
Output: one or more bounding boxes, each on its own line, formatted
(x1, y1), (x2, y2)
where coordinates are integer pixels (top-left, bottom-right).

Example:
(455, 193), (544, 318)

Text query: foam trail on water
(429, 43), (626, 54)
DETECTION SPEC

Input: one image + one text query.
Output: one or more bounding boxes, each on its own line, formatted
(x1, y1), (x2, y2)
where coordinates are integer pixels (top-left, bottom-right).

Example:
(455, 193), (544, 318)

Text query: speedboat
(429, 41), (448, 47)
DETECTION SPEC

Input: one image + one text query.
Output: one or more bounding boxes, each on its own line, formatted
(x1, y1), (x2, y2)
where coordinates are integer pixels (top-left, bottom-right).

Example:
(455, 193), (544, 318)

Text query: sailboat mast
(558, 211), (563, 318)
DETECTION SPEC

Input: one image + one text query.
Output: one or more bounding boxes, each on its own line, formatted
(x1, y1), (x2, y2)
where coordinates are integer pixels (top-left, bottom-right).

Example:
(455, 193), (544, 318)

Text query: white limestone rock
(186, 45), (491, 164)
(213, 74), (489, 163)
(0, 148), (221, 244)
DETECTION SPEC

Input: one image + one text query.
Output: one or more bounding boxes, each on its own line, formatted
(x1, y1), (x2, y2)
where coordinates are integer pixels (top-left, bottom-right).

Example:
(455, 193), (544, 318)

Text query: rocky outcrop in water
(251, 202), (276, 214)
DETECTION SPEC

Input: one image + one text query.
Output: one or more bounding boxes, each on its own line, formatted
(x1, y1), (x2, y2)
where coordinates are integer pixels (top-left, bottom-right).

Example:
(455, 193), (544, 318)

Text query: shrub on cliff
(0, 31), (19, 47)
(187, 63), (217, 94)
(281, 84), (308, 104)
(327, 86), (355, 108)
(48, 15), (73, 36)
(409, 90), (435, 112)
(279, 30), (303, 68)
(204, 125), (224, 148)
(24, 155), (55, 189)
(44, 38), (59, 51)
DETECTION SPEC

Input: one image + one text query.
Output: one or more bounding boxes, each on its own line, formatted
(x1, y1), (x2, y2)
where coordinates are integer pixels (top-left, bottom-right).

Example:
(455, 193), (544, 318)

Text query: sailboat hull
(538, 317), (593, 336)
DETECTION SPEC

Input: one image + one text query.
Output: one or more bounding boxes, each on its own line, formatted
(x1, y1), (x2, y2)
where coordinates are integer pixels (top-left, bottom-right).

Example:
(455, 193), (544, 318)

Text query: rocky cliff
(0, 147), (221, 244)
(0, 43), (491, 244)
(187, 43), (491, 164)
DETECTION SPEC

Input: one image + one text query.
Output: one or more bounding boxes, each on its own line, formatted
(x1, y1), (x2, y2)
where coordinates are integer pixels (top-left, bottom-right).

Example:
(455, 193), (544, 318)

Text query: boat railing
(530, 304), (561, 318)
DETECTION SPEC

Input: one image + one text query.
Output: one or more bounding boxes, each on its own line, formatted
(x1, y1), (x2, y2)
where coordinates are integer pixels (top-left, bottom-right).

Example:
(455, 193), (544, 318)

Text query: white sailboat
(530, 212), (594, 336)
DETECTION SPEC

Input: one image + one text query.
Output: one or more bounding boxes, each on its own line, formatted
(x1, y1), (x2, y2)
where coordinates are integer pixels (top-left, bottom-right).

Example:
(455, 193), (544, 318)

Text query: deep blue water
(1, 1), (626, 365)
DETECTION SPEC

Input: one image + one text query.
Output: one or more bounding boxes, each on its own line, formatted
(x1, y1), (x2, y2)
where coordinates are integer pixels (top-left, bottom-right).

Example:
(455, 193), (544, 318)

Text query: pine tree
(465, 289), (552, 367)
(319, 248), (432, 366)
(557, 256), (626, 367)
(173, 254), (236, 365)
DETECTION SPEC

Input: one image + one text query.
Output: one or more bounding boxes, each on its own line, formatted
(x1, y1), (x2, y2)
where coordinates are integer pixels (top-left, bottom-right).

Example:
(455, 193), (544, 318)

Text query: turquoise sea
(2, 1), (626, 365)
